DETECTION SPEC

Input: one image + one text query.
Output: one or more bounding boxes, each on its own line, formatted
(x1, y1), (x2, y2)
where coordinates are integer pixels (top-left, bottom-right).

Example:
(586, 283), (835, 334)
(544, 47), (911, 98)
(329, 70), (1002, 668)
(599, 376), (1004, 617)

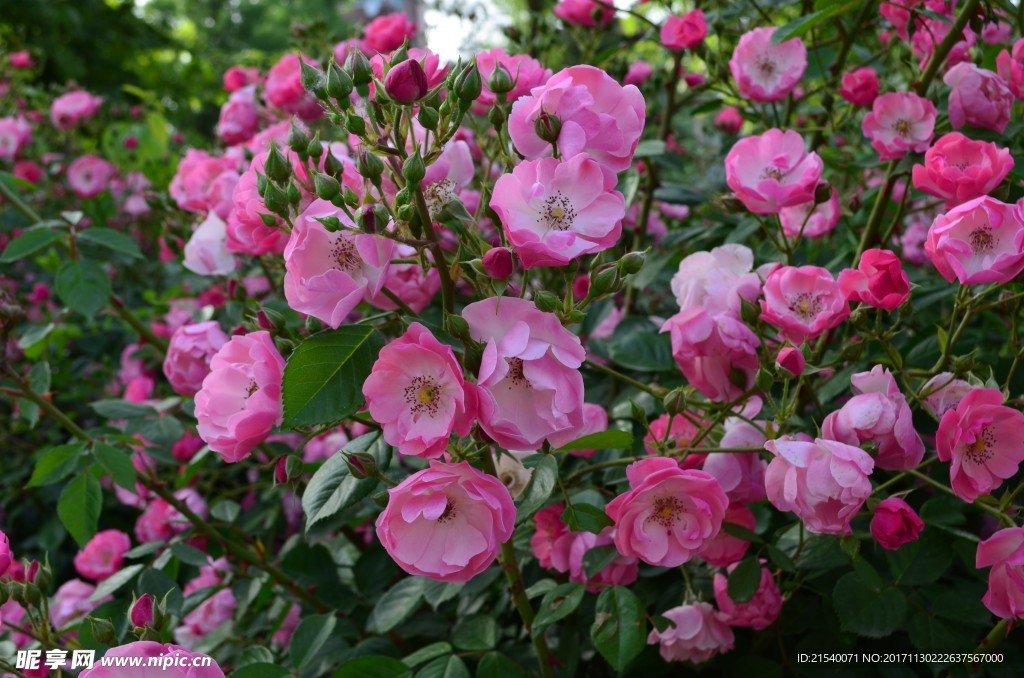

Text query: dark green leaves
(591, 586), (646, 670)
(514, 455), (557, 525)
(282, 325), (385, 427)
(452, 614), (497, 650)
(289, 614), (337, 670)
(553, 430), (632, 453)
(77, 227), (143, 258)
(772, 1), (866, 44)
(92, 442), (138, 490)
(55, 260), (112, 318)
(58, 473), (102, 546)
(562, 502), (613, 534)
(832, 572), (907, 637)
(333, 657), (411, 678)
(301, 433), (390, 533)
(533, 583), (585, 635)
(27, 442), (87, 487)
(727, 556), (762, 604)
(0, 229), (65, 262)
(367, 577), (425, 634)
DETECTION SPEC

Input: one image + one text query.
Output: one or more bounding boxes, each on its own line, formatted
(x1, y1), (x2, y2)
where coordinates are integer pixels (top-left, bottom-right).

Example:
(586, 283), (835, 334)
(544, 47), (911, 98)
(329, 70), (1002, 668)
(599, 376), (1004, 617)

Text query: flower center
(331, 236), (360, 273)
(540, 193), (576, 231)
(757, 57), (776, 78)
(788, 292), (823, 321)
(244, 379), (259, 398)
(403, 375), (441, 416)
(505, 357), (530, 388)
(968, 226), (996, 254)
(437, 497), (457, 523)
(424, 178), (457, 217)
(761, 166), (786, 181)
(893, 119), (911, 138)
(964, 424), (995, 464)
(649, 496), (684, 527)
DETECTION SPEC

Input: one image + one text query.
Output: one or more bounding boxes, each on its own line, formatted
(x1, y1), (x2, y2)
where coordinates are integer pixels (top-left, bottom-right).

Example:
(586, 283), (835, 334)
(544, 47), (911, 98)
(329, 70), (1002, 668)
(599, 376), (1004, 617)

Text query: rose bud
(775, 346), (805, 377)
(130, 593), (155, 628)
(870, 497), (924, 550)
(482, 247), (514, 280)
(384, 59), (429, 104)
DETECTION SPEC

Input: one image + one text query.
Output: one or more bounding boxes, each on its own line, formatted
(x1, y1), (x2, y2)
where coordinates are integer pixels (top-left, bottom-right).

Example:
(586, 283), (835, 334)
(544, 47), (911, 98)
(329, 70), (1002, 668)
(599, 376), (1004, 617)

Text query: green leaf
(92, 443), (138, 490)
(727, 557), (762, 604)
(27, 442), (87, 487)
(591, 586), (647, 671)
(653, 183), (705, 206)
(171, 542), (212, 566)
(772, 1), (865, 44)
(289, 613), (337, 670)
(554, 430), (632, 453)
(55, 260), (112, 318)
(832, 572), (907, 637)
(302, 433), (390, 532)
(582, 545), (620, 578)
(476, 652), (523, 678)
(886, 531), (954, 586)
(607, 319), (675, 373)
(0, 229), (65, 262)
(20, 362), (51, 427)
(366, 577), (425, 634)
(282, 325), (385, 427)
(333, 657), (411, 678)
(90, 399), (157, 419)
(563, 502), (613, 534)
(402, 642), (452, 668)
(452, 614), (497, 650)
(58, 473), (102, 546)
(633, 140), (666, 158)
(533, 583), (585, 635)
(77, 227), (143, 258)
(766, 544), (797, 573)
(230, 664), (293, 678)
(210, 500), (241, 523)
(88, 564), (143, 602)
(514, 455), (557, 525)
(416, 655), (470, 678)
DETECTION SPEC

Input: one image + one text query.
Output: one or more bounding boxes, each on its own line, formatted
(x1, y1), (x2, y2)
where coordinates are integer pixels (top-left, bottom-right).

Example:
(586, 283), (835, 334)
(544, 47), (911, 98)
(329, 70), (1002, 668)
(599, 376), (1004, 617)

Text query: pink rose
(134, 488), (208, 543)
(697, 503), (756, 568)
(130, 593), (156, 628)
(531, 504), (570, 569)
(174, 588), (236, 649)
(724, 129), (823, 214)
(553, 0), (615, 27)
(778, 186), (840, 239)
(172, 430), (205, 463)
(870, 497), (924, 550)
(976, 527), (1024, 619)
(0, 530), (12, 578)
(565, 527), (638, 591)
(369, 244), (440, 313)
(936, 388), (1024, 503)
(225, 152), (290, 255)
(670, 244), (762, 316)
(183, 212), (236, 277)
(661, 10), (707, 51)
(775, 346), (805, 377)
(838, 248), (911, 311)
(983, 21), (1013, 45)
(838, 66), (880, 107)
(362, 12), (416, 54)
(624, 61), (653, 87)
(643, 413), (704, 464)
(713, 562), (783, 630)
(463, 297), (586, 450)
(169, 149), (240, 218)
(50, 90), (103, 128)
(67, 155), (116, 199)
(996, 38), (1024, 100)
(14, 160), (44, 184)
(729, 27), (807, 103)
(911, 133), (1014, 208)
(50, 579), (109, 628)
(944, 63), (1013, 134)
(862, 92), (936, 160)
(0, 116), (32, 162)
(375, 460), (515, 582)
(647, 602), (734, 664)
(223, 65), (259, 92)
(163, 321), (230, 397)
(216, 86), (260, 146)
(383, 59), (429, 104)
(73, 529), (131, 582)
(764, 438), (874, 535)
(491, 153), (625, 268)
(661, 307), (760, 403)
(195, 331), (285, 463)
(273, 604), (301, 647)
(481, 246), (515, 281)
(363, 323), (477, 458)
(760, 265), (850, 344)
(714, 107), (743, 135)
(921, 372), (973, 418)
(703, 425), (768, 503)
(911, 17), (975, 70)
(9, 51), (33, 69)
(264, 54), (322, 120)
(475, 48), (552, 110)
(508, 65), (645, 173)
(924, 196), (1024, 285)
(81, 642), (224, 678)
(606, 457), (729, 567)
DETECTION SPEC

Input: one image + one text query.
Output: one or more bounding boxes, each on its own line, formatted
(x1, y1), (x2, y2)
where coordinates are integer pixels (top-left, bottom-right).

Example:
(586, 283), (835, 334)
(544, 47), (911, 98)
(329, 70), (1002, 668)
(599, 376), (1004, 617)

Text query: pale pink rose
(174, 588), (236, 648)
(729, 27), (806, 103)
(50, 90), (103, 128)
(779, 186), (840, 239)
(217, 86), (260, 146)
(838, 66), (879, 107)
(715, 106), (743, 134)
(81, 642), (225, 678)
(475, 48), (552, 110)
(0, 530), (11, 578)
(264, 54), (322, 120)
(375, 460), (515, 582)
(66, 155), (115, 199)
(647, 602), (734, 664)
(50, 579), (109, 628)
(996, 38), (1024, 100)
(283, 200), (394, 328)
(703, 422), (767, 503)
(670, 244), (762, 316)
(362, 12), (416, 54)
(553, 0), (615, 27)
(899, 214), (932, 266)
(661, 10), (706, 51)
(606, 457), (728, 567)
(982, 21), (1013, 45)
(462, 297), (586, 450)
(134, 488), (208, 543)
(838, 248), (911, 311)
(273, 604), (301, 647)
(363, 323), (476, 458)
(724, 129), (823, 214)
(183, 212), (236, 276)
(911, 17), (975, 70)
(911, 133), (1014, 208)
(862, 92), (936, 160)
(760, 265), (850, 344)
(697, 503), (755, 568)
(975, 527), (1024, 619)
(921, 372), (973, 418)
(73, 530), (131, 582)
(195, 331), (285, 463)
(169, 149), (240, 219)
(643, 413), (705, 465)
(245, 120), (293, 155)
(764, 438), (873, 535)
(0, 599), (31, 647)
(870, 497), (924, 550)
(624, 61), (654, 87)
(565, 527), (638, 591)
(491, 154), (625, 268)
(163, 321), (229, 397)
(223, 65), (259, 92)
(661, 308), (760, 403)
(0, 116), (31, 162)
(713, 562), (783, 629)
(531, 504), (570, 569)
(508, 65), (645, 173)
(551, 402), (608, 458)
(936, 388), (1024, 503)
(924, 196), (1024, 285)
(944, 63), (1013, 134)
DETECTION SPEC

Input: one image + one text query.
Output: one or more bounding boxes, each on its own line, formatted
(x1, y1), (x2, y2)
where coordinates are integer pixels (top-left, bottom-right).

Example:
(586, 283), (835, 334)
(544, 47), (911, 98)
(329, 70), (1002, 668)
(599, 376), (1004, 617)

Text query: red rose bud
(25, 560), (39, 584)
(775, 346), (805, 378)
(0, 530), (12, 578)
(573, 274), (590, 300)
(384, 59), (429, 104)
(870, 497), (924, 550)
(123, 135), (139, 150)
(482, 247), (515, 280)
(130, 594), (155, 628)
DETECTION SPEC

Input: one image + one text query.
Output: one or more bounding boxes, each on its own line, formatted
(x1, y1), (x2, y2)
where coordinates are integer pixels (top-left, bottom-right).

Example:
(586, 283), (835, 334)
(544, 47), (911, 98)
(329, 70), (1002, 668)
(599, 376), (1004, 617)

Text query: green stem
(854, 159), (897, 264)
(111, 296), (170, 354)
(915, 0), (983, 95)
(0, 175), (43, 224)
(584, 359), (664, 398)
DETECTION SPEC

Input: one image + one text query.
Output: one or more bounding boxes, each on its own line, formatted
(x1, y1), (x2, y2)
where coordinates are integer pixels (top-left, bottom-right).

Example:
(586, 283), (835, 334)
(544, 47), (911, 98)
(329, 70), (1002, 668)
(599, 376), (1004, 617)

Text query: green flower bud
(618, 251), (646, 275)
(402, 152), (426, 185)
(264, 145), (292, 184)
(489, 63), (514, 94)
(89, 616), (117, 644)
(326, 61), (354, 100)
(454, 62), (482, 102)
(314, 173), (340, 201)
(534, 290), (561, 313)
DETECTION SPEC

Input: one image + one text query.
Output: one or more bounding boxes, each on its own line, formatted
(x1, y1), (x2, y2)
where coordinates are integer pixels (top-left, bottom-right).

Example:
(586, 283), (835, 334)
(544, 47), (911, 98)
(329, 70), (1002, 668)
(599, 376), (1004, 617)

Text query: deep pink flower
(838, 67), (880, 107)
(481, 247), (515, 281)
(0, 116), (31, 162)
(172, 430), (205, 463)
(624, 61), (654, 87)
(715, 106), (743, 134)
(936, 388), (1024, 503)
(760, 265), (850, 344)
(565, 527), (639, 591)
(775, 346), (805, 377)
(944, 63), (1013, 134)
(983, 21), (1013, 45)
(463, 297), (586, 450)
(724, 129), (823, 214)
(13, 159), (44, 184)
(606, 457), (729, 567)
(911, 133), (1014, 208)
(475, 48), (552, 110)
(764, 437), (874, 535)
(976, 527), (1024, 619)
(273, 604), (301, 647)
(216, 86), (260, 146)
(911, 17), (975, 71)
(643, 413), (705, 464)
(552, 402), (610, 458)
(384, 58), (429, 103)
(838, 248), (911, 311)
(661, 307), (760, 403)
(225, 152), (289, 255)
(264, 54), (322, 120)
(67, 155), (116, 199)
(194, 331), (285, 463)
(661, 10), (707, 51)
(729, 27), (806, 103)
(713, 562), (783, 630)
(670, 244), (762, 316)
(779, 186), (840, 238)
(134, 488), (208, 543)
(508, 65), (645, 173)
(50, 90), (103, 128)
(170, 149), (241, 219)
(0, 530), (12, 578)
(553, 0), (615, 27)
(375, 460), (515, 582)
(996, 38), (1024, 100)
(647, 602), (734, 664)
(491, 154), (625, 268)
(924, 196), (1024, 285)
(362, 12), (416, 54)
(130, 594), (156, 628)
(9, 51), (33, 69)
(862, 92), (936, 160)
(870, 497), (924, 550)
(163, 321), (230, 397)
(531, 504), (570, 569)
(223, 65), (259, 92)
(82, 642), (225, 678)
(73, 530), (131, 582)
(697, 503), (756, 568)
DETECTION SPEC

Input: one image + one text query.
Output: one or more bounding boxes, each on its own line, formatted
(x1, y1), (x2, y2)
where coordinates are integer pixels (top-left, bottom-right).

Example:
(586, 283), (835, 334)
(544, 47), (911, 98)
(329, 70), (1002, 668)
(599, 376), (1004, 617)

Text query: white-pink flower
(729, 27), (807, 103)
